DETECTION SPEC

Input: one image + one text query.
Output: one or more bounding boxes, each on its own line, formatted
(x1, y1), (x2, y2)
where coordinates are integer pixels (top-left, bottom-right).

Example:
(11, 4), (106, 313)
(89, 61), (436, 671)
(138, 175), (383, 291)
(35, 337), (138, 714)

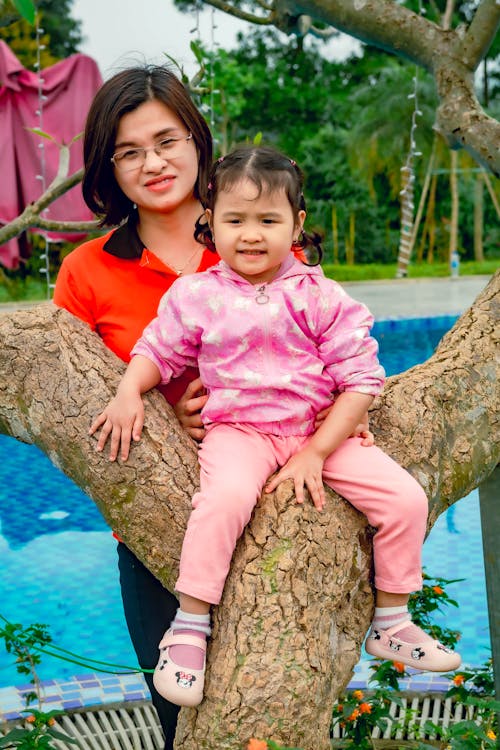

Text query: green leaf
(11, 0), (35, 24)
(190, 40), (206, 66)
(0, 726), (31, 744)
(24, 128), (55, 142)
(47, 727), (79, 743)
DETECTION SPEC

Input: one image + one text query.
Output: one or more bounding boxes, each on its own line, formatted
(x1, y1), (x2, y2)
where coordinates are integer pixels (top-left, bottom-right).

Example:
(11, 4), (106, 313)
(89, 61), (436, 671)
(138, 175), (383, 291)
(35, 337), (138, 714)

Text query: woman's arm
(173, 376), (208, 442)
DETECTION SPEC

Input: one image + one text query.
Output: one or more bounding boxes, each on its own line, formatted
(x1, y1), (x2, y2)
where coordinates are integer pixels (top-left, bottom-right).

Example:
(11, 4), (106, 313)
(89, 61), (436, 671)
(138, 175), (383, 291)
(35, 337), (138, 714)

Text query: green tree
(0, 0), (82, 67)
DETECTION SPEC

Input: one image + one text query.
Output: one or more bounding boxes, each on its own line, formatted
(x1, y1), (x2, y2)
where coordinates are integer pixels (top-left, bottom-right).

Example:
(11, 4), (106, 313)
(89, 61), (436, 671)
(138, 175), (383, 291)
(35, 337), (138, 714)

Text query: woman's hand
(265, 446), (326, 512)
(315, 406), (374, 447)
(89, 390), (144, 462)
(173, 377), (208, 442)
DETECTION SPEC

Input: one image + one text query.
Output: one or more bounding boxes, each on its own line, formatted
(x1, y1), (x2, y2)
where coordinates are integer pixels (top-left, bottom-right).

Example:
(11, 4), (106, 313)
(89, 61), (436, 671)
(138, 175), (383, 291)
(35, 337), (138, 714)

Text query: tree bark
(0, 271), (498, 749)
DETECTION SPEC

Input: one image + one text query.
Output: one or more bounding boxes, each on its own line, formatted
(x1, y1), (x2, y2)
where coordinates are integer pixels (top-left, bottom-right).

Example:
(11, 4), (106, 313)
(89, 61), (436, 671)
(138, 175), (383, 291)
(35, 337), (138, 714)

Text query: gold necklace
(171, 246), (201, 276)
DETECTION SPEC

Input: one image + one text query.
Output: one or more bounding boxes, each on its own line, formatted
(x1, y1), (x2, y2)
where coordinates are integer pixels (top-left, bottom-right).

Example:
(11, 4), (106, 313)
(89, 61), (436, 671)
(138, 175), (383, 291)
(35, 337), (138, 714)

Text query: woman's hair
(195, 145), (323, 264)
(82, 65), (213, 226)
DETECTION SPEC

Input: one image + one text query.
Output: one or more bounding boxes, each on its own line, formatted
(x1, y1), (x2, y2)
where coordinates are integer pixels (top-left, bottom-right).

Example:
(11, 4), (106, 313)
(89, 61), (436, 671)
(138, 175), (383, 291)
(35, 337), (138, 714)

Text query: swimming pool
(0, 315), (491, 690)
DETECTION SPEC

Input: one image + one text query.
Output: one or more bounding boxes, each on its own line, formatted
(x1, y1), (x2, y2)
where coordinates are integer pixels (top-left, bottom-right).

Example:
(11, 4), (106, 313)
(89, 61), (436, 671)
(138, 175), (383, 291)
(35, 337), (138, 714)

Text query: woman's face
(112, 99), (199, 215)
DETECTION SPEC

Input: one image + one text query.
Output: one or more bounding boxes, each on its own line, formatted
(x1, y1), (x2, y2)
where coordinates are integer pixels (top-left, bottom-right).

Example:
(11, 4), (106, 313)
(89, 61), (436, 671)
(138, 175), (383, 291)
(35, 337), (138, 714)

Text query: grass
(322, 259), (498, 282)
(0, 260), (497, 304)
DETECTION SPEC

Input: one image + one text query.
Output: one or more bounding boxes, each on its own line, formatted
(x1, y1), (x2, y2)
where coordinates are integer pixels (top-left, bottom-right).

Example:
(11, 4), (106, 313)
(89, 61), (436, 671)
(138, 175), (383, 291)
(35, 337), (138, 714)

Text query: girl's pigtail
(297, 229), (324, 266)
(194, 214), (217, 252)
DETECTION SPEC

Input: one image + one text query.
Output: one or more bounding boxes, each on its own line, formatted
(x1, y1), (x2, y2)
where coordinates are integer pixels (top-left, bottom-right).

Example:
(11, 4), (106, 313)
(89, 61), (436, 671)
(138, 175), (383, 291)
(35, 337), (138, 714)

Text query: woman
(54, 64), (372, 743)
(53, 64), (217, 748)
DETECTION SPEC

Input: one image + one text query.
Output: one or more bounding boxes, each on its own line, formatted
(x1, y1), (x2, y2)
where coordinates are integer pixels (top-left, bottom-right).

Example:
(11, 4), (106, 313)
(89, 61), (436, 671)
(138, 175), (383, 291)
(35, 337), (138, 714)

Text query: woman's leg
(117, 542), (180, 749)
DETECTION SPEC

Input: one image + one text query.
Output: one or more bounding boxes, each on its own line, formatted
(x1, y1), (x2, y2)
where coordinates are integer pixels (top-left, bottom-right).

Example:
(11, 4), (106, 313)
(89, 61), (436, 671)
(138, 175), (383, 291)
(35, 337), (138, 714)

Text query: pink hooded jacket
(132, 254), (385, 437)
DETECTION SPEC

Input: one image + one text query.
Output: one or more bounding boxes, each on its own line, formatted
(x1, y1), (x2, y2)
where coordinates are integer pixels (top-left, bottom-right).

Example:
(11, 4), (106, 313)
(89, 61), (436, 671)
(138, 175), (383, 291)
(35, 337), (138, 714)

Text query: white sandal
(365, 620), (461, 672)
(153, 629), (207, 707)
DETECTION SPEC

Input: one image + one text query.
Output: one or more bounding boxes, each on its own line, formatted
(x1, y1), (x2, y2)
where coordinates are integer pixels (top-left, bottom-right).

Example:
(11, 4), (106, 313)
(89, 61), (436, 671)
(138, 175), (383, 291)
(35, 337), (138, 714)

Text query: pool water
(0, 315), (491, 687)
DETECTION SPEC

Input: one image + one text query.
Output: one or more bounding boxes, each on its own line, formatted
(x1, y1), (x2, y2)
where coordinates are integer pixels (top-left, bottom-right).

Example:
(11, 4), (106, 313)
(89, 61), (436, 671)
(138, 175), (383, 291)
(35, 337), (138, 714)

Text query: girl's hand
(89, 391), (144, 462)
(264, 446), (326, 511)
(173, 377), (208, 442)
(315, 405), (374, 447)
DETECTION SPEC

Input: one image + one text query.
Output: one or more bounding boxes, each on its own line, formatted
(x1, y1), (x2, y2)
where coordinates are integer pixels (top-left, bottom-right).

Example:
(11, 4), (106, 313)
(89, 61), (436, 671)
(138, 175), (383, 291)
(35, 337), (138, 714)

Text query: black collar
(103, 217), (144, 259)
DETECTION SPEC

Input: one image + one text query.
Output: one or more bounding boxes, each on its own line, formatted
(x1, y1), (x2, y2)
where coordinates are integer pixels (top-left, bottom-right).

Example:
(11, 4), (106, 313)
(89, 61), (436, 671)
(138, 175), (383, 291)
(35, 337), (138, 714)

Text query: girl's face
(207, 178), (305, 285)
(112, 99), (199, 216)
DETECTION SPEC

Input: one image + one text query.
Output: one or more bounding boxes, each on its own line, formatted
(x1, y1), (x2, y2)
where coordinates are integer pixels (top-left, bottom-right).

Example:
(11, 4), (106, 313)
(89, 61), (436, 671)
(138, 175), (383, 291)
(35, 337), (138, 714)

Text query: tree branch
(199, 0), (274, 24)
(0, 271), (498, 748)
(461, 0), (500, 70)
(0, 168), (95, 246)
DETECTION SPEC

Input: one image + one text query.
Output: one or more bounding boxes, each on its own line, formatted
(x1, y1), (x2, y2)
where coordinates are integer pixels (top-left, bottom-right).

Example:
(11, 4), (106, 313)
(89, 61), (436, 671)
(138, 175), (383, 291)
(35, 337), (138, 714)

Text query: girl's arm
(265, 391), (374, 510)
(315, 404), (374, 446)
(89, 355), (162, 462)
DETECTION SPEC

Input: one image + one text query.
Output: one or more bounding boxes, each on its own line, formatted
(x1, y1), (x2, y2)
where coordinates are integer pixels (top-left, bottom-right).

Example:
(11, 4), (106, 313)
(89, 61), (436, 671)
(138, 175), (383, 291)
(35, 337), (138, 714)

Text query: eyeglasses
(111, 133), (193, 172)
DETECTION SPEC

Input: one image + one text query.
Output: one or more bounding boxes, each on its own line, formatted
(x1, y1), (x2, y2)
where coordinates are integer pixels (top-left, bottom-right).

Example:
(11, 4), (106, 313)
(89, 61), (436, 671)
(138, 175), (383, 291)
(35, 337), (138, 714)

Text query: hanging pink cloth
(0, 41), (102, 269)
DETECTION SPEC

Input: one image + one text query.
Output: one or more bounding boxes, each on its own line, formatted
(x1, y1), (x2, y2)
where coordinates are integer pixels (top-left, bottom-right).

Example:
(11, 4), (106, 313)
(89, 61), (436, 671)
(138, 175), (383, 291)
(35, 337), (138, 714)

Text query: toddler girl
(91, 145), (461, 707)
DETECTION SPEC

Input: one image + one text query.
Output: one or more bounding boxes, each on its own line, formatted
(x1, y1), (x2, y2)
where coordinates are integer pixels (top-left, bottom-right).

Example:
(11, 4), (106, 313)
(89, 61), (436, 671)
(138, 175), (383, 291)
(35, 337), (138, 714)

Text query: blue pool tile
(62, 700), (84, 709)
(123, 691), (147, 701)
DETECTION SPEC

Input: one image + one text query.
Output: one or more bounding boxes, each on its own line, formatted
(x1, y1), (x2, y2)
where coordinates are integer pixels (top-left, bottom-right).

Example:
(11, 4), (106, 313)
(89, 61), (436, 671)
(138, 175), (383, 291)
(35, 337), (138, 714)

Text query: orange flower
(452, 674), (465, 686)
(359, 702), (372, 714)
(247, 740), (268, 750)
(347, 708), (360, 721)
(48, 718), (56, 726)
(336, 704), (343, 712)
(487, 730), (496, 740)
(26, 715), (36, 723)
(393, 661), (405, 673)
(432, 585), (444, 595)
(352, 689), (364, 700)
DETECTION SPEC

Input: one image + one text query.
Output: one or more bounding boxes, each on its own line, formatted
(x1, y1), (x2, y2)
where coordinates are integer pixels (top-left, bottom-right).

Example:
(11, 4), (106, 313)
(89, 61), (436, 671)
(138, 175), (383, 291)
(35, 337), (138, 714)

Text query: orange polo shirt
(53, 218), (220, 406)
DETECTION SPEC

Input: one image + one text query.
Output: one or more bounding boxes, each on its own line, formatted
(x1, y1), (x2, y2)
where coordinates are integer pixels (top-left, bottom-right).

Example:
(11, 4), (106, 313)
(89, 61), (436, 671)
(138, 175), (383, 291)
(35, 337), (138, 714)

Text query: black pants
(117, 542), (180, 749)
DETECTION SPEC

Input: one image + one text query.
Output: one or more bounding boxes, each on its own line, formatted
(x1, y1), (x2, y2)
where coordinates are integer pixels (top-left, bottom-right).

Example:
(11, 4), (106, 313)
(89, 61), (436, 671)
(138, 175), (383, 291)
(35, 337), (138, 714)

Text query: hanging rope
(33, 12), (53, 299)
(395, 2), (424, 279)
(189, 6), (219, 149)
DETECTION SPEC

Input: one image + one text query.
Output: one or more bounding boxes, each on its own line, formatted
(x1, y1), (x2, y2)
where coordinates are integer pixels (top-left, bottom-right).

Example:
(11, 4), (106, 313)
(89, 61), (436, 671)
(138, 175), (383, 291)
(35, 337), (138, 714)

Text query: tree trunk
(0, 274), (498, 749)
(474, 173), (484, 262)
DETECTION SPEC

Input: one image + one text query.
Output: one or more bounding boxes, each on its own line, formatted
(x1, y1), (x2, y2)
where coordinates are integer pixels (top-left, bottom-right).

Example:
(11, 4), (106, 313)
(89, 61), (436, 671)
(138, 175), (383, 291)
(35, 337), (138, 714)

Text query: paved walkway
(341, 274), (493, 320)
(0, 274), (494, 320)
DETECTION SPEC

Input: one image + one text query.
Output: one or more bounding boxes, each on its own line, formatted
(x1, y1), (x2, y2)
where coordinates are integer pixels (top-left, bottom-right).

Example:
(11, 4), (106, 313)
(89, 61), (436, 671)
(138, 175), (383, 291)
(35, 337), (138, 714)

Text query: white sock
(372, 605), (409, 630)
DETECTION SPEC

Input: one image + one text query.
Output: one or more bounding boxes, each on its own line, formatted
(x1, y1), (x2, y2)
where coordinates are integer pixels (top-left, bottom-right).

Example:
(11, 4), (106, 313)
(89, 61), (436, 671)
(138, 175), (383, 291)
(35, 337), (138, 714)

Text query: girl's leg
(321, 437), (461, 671)
(154, 424), (278, 706)
(321, 437), (428, 595)
(175, 423), (279, 604)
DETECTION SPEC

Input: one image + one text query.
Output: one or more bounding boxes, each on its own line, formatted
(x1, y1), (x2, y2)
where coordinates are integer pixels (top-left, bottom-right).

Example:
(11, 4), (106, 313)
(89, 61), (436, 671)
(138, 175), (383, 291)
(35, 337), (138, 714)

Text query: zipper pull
(255, 284), (270, 305)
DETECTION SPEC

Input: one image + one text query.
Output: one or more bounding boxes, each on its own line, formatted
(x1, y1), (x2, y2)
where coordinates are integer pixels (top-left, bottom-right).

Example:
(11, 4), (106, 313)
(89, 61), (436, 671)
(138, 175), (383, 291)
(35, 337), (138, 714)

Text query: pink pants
(175, 424), (428, 605)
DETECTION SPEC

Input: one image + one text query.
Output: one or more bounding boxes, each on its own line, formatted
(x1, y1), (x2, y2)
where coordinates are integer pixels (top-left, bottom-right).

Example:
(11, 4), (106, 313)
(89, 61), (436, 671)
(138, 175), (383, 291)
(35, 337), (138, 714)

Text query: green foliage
(0, 709), (78, 748)
(408, 571), (462, 649)
(416, 663), (500, 750)
(10, 0), (34, 23)
(0, 0), (82, 67)
(331, 572), (497, 750)
(0, 619), (78, 748)
(186, 28), (499, 267)
(0, 619), (52, 687)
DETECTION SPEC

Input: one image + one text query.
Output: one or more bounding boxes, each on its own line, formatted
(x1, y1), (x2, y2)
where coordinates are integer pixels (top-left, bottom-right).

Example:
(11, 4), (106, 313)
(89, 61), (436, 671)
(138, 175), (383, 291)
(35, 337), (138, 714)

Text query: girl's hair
(82, 65), (213, 226)
(195, 145), (323, 264)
